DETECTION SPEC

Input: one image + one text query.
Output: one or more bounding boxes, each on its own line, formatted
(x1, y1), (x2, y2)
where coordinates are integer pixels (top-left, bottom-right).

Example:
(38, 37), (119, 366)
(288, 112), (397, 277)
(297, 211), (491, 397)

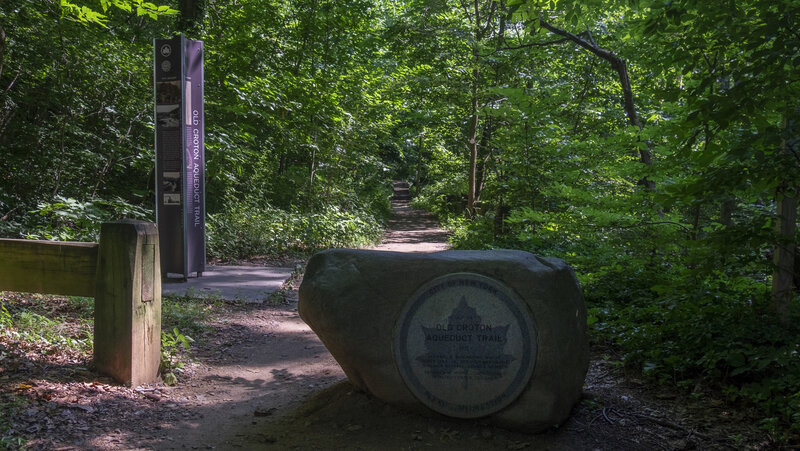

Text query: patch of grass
(11, 311), (91, 353)
(160, 327), (194, 386)
(160, 293), (228, 384)
(0, 293), (92, 354)
(1, 290), (242, 391)
(265, 263), (305, 306)
(65, 296), (94, 317)
(161, 292), (222, 338)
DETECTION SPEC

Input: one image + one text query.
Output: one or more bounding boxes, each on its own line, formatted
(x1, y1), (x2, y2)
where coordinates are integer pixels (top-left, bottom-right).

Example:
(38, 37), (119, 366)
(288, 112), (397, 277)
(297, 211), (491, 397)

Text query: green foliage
(1, 0), (396, 250)
(64, 296), (95, 317)
(21, 196), (152, 241)
(61, 0), (178, 26)
(590, 281), (800, 437)
(0, 298), (92, 354)
(160, 327), (194, 385)
(0, 0), (165, 239)
(1, 0), (798, 440)
(408, 0), (799, 439)
(158, 294), (222, 385)
(161, 293), (217, 336)
(207, 202), (385, 261)
(411, 174), (468, 219)
(0, 303), (10, 330)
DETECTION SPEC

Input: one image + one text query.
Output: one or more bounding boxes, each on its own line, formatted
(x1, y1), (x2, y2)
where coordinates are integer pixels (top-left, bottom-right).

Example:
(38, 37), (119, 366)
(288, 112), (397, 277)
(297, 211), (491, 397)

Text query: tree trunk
(772, 115), (798, 325)
(178, 0), (204, 33)
(467, 77), (479, 217)
(465, 0), (493, 217)
(414, 133), (424, 196)
(772, 185), (797, 325)
(720, 199), (734, 228)
(475, 116), (494, 206)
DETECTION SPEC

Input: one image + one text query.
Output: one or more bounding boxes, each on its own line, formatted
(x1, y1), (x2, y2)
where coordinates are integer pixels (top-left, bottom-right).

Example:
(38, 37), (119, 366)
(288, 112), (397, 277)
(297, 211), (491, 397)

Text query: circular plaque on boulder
(393, 272), (537, 418)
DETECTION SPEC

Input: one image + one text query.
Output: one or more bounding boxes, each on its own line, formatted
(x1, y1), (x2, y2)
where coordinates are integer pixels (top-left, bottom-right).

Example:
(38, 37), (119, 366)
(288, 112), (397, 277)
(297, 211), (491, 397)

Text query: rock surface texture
(298, 249), (588, 432)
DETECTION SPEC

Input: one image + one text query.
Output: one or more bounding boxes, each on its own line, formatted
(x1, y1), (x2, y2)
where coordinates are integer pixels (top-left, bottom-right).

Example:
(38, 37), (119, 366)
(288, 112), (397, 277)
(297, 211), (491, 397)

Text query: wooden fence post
(93, 220), (161, 386)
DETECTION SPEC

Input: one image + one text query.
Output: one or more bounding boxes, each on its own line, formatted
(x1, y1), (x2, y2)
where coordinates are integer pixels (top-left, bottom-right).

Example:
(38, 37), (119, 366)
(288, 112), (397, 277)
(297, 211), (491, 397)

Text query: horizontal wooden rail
(0, 239), (98, 297)
(0, 220), (161, 387)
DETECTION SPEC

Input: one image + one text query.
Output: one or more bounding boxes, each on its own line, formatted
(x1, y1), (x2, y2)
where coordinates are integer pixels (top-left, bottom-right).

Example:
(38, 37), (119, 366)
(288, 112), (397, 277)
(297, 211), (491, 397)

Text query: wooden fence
(0, 220), (161, 387)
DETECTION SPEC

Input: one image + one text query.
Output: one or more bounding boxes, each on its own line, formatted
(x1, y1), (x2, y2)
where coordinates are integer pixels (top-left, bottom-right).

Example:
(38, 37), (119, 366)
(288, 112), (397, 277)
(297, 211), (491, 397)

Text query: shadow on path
(369, 180), (450, 253)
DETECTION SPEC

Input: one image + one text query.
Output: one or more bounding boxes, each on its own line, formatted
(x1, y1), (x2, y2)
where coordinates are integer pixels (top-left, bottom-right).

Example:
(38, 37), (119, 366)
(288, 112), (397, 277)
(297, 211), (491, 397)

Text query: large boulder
(298, 249), (588, 432)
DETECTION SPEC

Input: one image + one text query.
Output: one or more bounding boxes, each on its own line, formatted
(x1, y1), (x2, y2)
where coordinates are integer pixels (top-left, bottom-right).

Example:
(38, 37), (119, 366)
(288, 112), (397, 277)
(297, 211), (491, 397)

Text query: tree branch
(4, 64), (22, 93)
(539, 17), (640, 127)
(585, 25), (598, 48)
(480, 34), (585, 58)
(0, 25), (5, 80)
(503, 37), (573, 49)
(459, 0), (473, 23)
(539, 16), (654, 172)
(479, 1), (498, 36)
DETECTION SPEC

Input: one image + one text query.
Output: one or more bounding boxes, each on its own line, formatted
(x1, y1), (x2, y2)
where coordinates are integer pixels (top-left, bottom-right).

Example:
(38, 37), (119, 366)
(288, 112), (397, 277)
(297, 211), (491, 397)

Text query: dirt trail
(8, 182), (763, 450)
(368, 181), (450, 253)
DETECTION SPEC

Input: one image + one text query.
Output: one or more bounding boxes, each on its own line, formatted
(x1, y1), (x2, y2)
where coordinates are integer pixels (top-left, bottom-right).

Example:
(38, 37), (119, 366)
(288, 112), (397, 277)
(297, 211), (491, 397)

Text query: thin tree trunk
(178, 0), (204, 33)
(465, 0), (491, 217)
(690, 203), (701, 241)
(475, 116), (494, 205)
(414, 133), (424, 196)
(772, 115), (798, 325)
(467, 79), (479, 217)
(772, 186), (796, 325)
(0, 25), (6, 80)
(309, 146), (316, 187)
(720, 199), (734, 228)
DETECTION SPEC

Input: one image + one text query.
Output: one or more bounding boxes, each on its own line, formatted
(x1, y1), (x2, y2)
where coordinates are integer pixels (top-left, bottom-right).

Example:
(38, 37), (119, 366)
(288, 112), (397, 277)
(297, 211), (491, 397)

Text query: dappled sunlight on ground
(368, 199), (450, 253)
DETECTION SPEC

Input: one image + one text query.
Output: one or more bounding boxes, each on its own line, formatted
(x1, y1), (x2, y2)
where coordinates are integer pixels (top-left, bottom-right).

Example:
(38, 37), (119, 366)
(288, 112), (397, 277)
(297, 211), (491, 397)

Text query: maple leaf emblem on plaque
(416, 297), (515, 389)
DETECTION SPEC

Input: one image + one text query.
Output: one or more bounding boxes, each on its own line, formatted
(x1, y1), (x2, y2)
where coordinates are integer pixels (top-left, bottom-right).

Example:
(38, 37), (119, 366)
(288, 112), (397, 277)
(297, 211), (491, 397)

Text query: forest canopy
(0, 0), (798, 440)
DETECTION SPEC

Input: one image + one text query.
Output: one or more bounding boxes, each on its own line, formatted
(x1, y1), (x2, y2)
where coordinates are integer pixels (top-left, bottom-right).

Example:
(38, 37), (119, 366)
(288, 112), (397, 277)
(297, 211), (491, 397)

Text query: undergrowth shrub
(590, 279), (800, 439)
(0, 296), (92, 354)
(425, 201), (799, 440)
(411, 177), (468, 218)
(3, 196), (152, 241)
(207, 202), (384, 260)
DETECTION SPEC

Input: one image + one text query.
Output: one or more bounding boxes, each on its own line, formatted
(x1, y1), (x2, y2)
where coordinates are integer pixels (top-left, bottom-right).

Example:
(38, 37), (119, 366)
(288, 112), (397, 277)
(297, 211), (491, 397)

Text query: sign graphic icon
(160, 44), (172, 57)
(416, 298), (514, 386)
(394, 272), (537, 418)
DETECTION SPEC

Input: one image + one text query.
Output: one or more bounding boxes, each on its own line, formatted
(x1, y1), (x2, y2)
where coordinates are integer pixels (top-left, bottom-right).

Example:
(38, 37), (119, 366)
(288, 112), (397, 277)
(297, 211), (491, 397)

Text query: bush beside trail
(207, 203), (386, 261)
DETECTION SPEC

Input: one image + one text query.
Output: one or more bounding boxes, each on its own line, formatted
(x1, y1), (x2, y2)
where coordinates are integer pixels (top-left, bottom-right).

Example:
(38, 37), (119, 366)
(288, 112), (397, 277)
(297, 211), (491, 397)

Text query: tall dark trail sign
(154, 35), (205, 279)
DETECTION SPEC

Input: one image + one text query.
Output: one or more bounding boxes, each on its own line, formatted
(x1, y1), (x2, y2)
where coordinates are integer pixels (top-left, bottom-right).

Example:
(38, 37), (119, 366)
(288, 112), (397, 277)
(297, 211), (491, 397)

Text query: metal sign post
(154, 35), (205, 279)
